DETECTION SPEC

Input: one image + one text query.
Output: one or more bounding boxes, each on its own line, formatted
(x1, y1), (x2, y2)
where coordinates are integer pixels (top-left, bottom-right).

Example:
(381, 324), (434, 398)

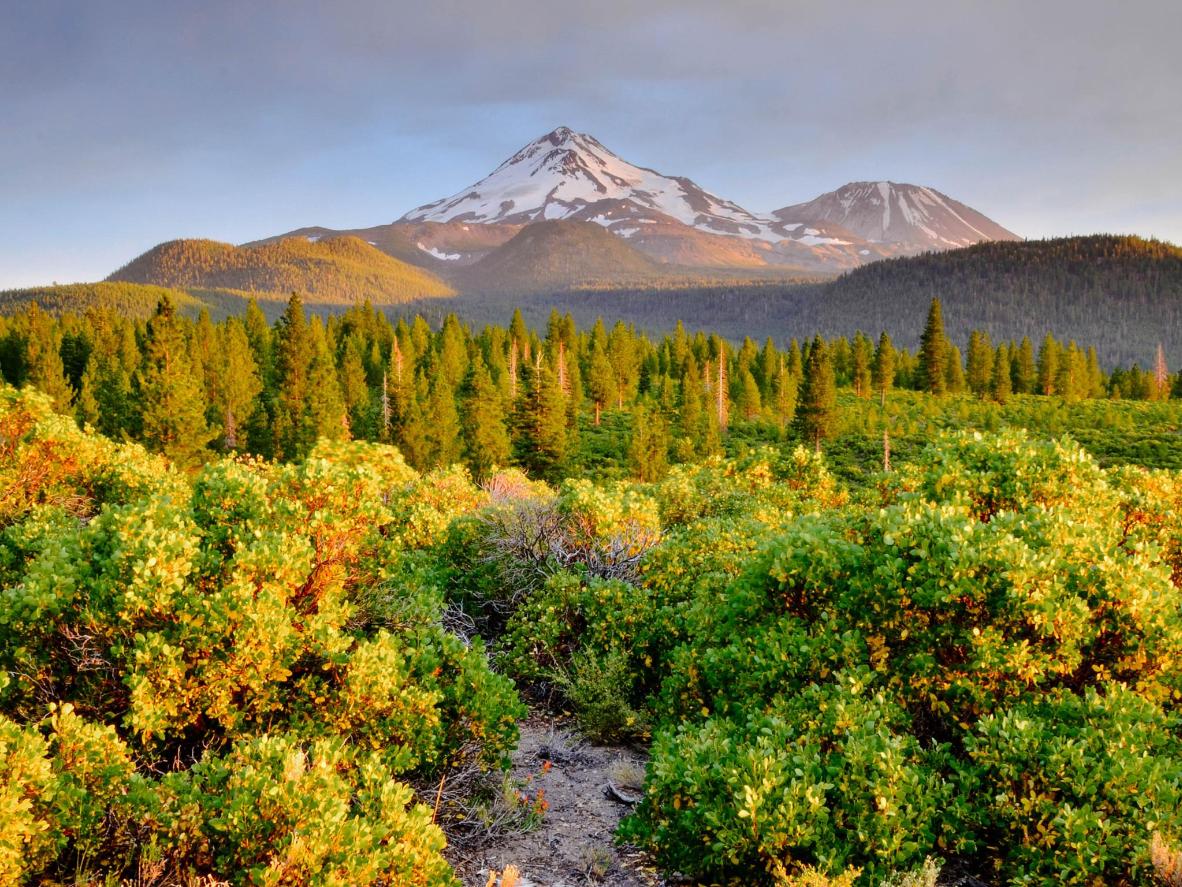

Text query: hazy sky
(2, 0), (1179, 287)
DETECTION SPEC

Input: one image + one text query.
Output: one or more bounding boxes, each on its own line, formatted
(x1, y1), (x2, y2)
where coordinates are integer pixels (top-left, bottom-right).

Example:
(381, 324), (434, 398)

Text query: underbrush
(7, 379), (1182, 885)
(442, 423), (1182, 885)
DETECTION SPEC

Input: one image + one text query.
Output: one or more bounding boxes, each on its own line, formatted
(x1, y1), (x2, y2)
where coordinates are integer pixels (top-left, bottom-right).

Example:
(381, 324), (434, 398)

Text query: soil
(448, 713), (662, 887)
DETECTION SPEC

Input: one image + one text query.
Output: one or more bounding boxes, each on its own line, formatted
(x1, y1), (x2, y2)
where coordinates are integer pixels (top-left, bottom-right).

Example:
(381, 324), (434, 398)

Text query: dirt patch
(448, 713), (661, 887)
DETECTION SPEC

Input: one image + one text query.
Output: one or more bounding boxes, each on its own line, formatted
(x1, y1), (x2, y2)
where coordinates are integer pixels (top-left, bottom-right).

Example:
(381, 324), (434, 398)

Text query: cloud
(0, 0), (1178, 285)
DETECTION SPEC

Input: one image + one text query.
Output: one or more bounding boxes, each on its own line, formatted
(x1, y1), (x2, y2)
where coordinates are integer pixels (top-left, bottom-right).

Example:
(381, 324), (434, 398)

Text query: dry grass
(607, 757), (646, 792)
(1153, 832), (1182, 886)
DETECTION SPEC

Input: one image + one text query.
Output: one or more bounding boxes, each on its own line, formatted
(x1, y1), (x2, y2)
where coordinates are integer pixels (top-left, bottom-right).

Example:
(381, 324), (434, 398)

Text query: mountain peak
(401, 127), (790, 240)
(775, 181), (1019, 249)
(542, 125), (576, 142)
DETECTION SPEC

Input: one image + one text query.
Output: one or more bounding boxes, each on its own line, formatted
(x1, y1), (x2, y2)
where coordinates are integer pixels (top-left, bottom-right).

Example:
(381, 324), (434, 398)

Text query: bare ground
(447, 713), (662, 887)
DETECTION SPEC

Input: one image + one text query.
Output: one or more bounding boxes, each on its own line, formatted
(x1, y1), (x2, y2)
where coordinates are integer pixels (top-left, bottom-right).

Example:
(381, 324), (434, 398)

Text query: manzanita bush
(5, 380), (1182, 886)
(0, 388), (521, 884)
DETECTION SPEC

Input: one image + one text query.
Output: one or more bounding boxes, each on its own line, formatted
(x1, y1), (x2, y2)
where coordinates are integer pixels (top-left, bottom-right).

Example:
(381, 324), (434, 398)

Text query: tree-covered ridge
(412, 233), (1182, 369)
(456, 219), (664, 294)
(0, 282), (211, 318)
(1, 295), (1181, 483)
(796, 234), (1182, 363)
(107, 235), (455, 305)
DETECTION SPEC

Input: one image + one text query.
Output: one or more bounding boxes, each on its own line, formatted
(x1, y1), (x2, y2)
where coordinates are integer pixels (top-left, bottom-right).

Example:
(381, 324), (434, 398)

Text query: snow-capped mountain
(398, 128), (1017, 271)
(774, 181), (1020, 250)
(258, 128), (1018, 278)
(403, 127), (805, 243)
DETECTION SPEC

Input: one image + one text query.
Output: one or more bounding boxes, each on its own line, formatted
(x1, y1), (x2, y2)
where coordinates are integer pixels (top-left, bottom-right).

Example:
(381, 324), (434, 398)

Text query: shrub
(962, 685), (1182, 884)
(0, 393), (522, 883)
(623, 674), (964, 882)
(555, 647), (650, 742)
(144, 734), (458, 886)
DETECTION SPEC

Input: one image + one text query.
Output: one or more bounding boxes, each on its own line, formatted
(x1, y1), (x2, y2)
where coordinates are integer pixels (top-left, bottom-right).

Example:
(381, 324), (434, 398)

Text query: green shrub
(144, 734), (457, 886)
(623, 674), (965, 881)
(962, 685), (1182, 884)
(556, 647), (650, 742)
(0, 393), (521, 883)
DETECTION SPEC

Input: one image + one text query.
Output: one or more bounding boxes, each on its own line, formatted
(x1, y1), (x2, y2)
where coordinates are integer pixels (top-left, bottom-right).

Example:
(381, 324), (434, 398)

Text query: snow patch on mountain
(402, 127), (797, 243)
(417, 243), (461, 261)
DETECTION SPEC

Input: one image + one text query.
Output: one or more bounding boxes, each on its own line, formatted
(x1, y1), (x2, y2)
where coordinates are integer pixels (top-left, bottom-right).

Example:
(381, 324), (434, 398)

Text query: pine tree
(676, 357), (714, 460)
(134, 296), (215, 468)
(339, 337), (371, 437)
(757, 338), (779, 400)
(628, 403), (669, 481)
(851, 332), (873, 397)
(396, 377), (431, 469)
(772, 364), (798, 428)
(1013, 337), (1037, 394)
(1037, 334), (1060, 396)
(991, 343), (1012, 403)
(23, 304), (73, 410)
(211, 318), (262, 450)
(273, 295), (314, 459)
(872, 332), (896, 405)
(306, 318), (348, 444)
(794, 336), (837, 451)
(1086, 347), (1105, 399)
(1056, 341), (1088, 402)
(966, 330), (995, 398)
(459, 353), (511, 477)
(424, 375), (463, 467)
(945, 345), (966, 394)
(608, 321), (639, 409)
(513, 355), (569, 480)
(738, 369), (763, 419)
(917, 298), (948, 395)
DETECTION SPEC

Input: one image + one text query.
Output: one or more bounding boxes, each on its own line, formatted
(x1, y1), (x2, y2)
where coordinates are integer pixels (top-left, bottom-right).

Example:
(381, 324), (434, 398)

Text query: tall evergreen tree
(339, 337), (371, 437)
(1037, 334), (1061, 396)
(459, 354), (511, 477)
(134, 296), (215, 468)
(628, 403), (669, 481)
(586, 339), (615, 427)
(306, 318), (348, 444)
(513, 356), (569, 480)
(209, 319), (262, 451)
(965, 330), (995, 398)
(917, 298), (948, 395)
(23, 304), (73, 410)
(273, 295), (314, 460)
(991, 343), (1013, 403)
(872, 332), (896, 405)
(737, 369), (762, 420)
(1013, 337), (1037, 394)
(945, 345), (967, 394)
(772, 364), (798, 428)
(851, 332), (873, 397)
(794, 336), (837, 451)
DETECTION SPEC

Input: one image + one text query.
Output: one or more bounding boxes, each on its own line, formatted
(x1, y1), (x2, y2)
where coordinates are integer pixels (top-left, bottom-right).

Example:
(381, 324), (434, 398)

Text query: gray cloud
(1, 0), (1179, 285)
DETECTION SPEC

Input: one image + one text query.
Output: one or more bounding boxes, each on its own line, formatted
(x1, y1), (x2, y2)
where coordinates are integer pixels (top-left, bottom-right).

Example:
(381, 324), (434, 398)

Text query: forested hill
(457, 219), (665, 294)
(0, 281), (211, 318)
(462, 234), (1182, 368)
(107, 236), (455, 305)
(803, 235), (1182, 364)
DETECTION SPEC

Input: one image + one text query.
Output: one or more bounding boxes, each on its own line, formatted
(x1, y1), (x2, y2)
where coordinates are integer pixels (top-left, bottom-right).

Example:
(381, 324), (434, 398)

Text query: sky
(2, 0), (1179, 288)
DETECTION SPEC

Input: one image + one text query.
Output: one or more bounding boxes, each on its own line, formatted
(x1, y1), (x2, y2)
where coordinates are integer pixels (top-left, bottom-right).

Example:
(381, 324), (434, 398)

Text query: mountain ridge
(108, 236), (455, 305)
(393, 127), (1015, 269)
